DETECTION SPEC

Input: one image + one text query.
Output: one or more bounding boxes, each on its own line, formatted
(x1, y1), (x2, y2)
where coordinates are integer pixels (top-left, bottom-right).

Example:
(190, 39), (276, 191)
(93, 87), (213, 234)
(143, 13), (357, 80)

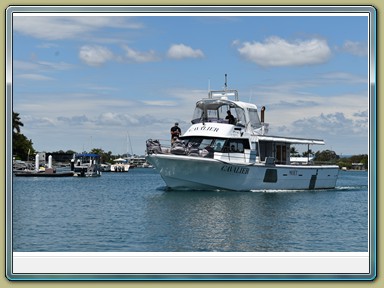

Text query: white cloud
(167, 44), (204, 59)
(14, 60), (75, 75)
(17, 74), (54, 81)
(319, 72), (367, 84)
(22, 115), (57, 128)
(236, 36), (331, 67)
(13, 16), (142, 40)
(338, 40), (367, 57)
(79, 45), (114, 66)
(293, 112), (367, 135)
(13, 16), (88, 40)
(122, 45), (160, 62)
(96, 112), (140, 126)
(141, 100), (177, 107)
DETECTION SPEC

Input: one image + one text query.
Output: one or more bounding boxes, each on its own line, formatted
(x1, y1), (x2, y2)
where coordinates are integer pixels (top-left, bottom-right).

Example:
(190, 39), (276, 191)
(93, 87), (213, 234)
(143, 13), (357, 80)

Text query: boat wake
(334, 185), (368, 192)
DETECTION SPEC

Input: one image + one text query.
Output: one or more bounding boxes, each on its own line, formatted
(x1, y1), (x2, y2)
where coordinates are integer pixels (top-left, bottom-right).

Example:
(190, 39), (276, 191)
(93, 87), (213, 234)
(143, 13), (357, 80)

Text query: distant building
(41, 152), (74, 163)
(351, 163), (365, 170)
(37, 152), (46, 166)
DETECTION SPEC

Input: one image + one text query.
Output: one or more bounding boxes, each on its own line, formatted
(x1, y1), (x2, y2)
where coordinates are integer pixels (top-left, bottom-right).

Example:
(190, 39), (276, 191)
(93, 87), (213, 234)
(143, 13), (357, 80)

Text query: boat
(70, 153), (101, 177)
(13, 160), (32, 172)
(100, 163), (111, 172)
(14, 170), (75, 177)
(145, 78), (339, 191)
(110, 158), (130, 172)
(14, 154), (75, 177)
(129, 156), (152, 168)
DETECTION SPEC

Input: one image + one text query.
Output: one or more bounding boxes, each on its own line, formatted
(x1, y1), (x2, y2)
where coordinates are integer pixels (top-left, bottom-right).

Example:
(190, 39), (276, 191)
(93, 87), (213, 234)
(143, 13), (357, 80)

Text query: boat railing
(208, 89), (239, 101)
(253, 123), (269, 135)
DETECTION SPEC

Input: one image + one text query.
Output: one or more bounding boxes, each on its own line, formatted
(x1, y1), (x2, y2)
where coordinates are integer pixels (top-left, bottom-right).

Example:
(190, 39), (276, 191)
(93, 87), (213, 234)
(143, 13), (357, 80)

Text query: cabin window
(248, 108), (262, 129)
(276, 143), (288, 164)
(220, 105), (240, 124)
(259, 141), (274, 161)
(263, 169), (277, 183)
(234, 107), (246, 126)
(191, 107), (203, 124)
(223, 139), (250, 153)
(183, 137), (213, 149)
(213, 139), (226, 152)
(206, 109), (219, 121)
(251, 142), (259, 156)
(199, 138), (214, 149)
(182, 136), (232, 151)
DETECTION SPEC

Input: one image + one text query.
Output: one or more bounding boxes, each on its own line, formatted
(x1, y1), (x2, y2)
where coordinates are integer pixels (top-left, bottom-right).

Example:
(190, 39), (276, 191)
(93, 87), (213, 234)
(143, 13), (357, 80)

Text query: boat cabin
(191, 90), (264, 133)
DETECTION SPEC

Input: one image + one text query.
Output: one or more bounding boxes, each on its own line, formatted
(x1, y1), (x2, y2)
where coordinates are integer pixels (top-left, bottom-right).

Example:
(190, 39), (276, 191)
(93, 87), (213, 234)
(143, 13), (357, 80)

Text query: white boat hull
(146, 154), (339, 191)
(110, 164), (130, 172)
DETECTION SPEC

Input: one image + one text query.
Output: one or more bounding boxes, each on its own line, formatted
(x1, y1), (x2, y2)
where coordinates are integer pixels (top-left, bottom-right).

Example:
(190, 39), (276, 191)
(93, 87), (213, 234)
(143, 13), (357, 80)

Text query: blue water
(12, 169), (368, 252)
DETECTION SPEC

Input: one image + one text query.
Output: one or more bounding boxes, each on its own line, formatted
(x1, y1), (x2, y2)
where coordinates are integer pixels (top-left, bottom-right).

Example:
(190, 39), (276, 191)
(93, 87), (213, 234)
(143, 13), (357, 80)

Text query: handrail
(208, 89), (239, 101)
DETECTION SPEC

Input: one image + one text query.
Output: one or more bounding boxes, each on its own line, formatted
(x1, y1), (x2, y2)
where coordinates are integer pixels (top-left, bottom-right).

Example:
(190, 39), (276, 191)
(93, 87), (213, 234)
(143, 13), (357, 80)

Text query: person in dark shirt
(226, 110), (235, 124)
(170, 122), (181, 143)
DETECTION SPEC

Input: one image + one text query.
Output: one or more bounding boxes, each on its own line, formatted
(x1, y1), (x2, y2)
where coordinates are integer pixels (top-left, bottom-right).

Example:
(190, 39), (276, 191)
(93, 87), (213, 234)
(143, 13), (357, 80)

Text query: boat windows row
(179, 137), (294, 164)
(180, 136), (250, 154)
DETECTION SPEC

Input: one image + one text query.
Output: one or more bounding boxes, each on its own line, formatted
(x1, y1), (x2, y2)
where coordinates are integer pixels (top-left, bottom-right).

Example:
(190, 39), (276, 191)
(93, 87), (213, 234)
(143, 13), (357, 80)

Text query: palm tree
(12, 112), (24, 134)
(290, 146), (300, 157)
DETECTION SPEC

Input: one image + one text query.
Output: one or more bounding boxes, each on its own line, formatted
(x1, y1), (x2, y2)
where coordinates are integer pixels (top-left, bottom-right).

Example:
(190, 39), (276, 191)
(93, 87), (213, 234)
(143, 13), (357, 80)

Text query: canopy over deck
(256, 135), (325, 145)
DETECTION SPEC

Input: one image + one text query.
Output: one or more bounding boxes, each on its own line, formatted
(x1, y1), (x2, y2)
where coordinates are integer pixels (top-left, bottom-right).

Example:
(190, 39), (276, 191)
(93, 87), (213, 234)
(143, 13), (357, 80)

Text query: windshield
(191, 99), (245, 125)
(248, 108), (261, 129)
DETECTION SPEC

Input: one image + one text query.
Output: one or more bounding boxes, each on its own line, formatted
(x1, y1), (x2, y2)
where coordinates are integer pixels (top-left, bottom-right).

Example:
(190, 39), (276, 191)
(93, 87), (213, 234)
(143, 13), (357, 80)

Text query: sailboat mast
(127, 131), (134, 156)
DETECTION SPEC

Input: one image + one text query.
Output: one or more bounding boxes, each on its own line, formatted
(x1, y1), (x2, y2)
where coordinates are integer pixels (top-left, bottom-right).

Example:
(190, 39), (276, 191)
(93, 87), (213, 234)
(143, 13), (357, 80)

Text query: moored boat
(110, 158), (130, 172)
(146, 78), (339, 191)
(70, 153), (101, 177)
(14, 170), (75, 177)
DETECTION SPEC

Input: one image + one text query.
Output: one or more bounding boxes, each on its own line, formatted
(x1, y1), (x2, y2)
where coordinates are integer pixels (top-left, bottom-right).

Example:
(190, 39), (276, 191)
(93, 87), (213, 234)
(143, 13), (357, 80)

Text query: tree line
(291, 147), (368, 170)
(12, 112), (35, 161)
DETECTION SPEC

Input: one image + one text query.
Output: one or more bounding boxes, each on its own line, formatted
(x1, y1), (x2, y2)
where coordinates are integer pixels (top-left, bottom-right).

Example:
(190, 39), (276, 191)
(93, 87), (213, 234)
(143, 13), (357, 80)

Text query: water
(12, 169), (368, 252)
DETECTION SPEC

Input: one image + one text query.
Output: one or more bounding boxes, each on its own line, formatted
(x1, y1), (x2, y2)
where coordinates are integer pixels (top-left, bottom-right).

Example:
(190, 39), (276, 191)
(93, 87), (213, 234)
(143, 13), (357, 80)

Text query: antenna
(208, 79), (211, 94)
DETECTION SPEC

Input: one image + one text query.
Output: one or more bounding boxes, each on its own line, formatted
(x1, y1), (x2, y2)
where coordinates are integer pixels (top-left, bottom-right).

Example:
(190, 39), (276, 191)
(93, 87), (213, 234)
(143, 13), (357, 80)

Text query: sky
(10, 10), (371, 156)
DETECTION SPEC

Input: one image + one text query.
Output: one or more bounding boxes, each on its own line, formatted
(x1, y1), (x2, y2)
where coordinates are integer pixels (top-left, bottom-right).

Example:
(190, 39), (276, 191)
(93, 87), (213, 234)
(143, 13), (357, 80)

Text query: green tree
(90, 148), (113, 163)
(13, 132), (35, 161)
(12, 112), (35, 160)
(12, 112), (24, 133)
(290, 146), (300, 157)
(336, 154), (368, 170)
(314, 150), (339, 162)
(302, 149), (314, 157)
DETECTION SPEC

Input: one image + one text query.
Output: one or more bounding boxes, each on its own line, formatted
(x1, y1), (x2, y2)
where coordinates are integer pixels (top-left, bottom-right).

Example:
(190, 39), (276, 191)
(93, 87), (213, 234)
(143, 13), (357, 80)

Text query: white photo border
(6, 5), (377, 281)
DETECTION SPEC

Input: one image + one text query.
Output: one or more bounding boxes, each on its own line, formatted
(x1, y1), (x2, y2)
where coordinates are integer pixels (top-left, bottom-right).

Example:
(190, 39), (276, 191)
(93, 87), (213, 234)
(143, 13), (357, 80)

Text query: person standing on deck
(170, 122), (181, 143)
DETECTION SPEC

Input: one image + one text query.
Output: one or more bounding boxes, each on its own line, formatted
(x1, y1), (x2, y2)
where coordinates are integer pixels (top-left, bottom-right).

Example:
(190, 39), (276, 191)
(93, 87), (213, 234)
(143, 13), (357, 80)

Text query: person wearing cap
(170, 122), (181, 143)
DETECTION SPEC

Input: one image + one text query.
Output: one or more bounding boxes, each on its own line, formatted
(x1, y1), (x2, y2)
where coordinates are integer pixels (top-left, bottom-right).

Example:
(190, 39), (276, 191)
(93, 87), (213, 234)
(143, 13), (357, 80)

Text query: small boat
(100, 163), (111, 172)
(14, 170), (75, 177)
(70, 153), (101, 177)
(110, 158), (130, 172)
(145, 77), (339, 191)
(129, 156), (151, 168)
